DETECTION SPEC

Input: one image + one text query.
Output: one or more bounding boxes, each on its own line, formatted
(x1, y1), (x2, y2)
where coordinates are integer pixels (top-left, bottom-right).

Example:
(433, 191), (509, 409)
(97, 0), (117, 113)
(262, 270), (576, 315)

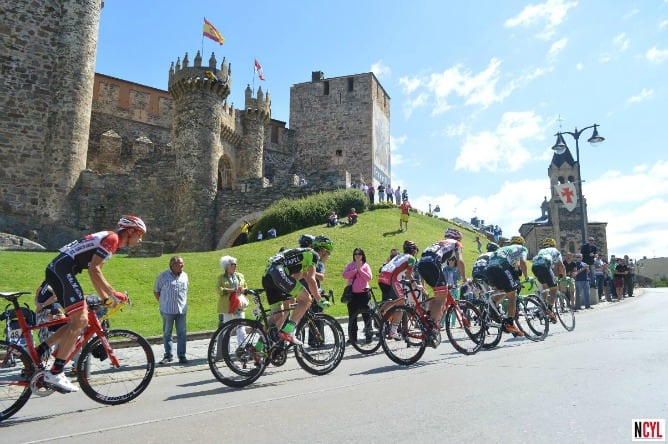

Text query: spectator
(367, 183), (375, 204)
(239, 220), (251, 245)
(608, 255), (618, 301)
(399, 198), (412, 231)
(154, 256), (189, 364)
(257, 231), (263, 241)
(623, 255), (635, 297)
(327, 211), (338, 227)
(401, 188), (408, 202)
(561, 252), (576, 306)
(379, 248), (400, 273)
(267, 227), (277, 239)
(394, 186), (401, 205)
(347, 208), (358, 225)
(573, 253), (590, 310)
(386, 184), (394, 204)
(475, 236), (482, 254)
(377, 183), (385, 202)
(342, 247), (373, 345)
(580, 236), (597, 285)
(216, 255), (248, 345)
(593, 254), (605, 301)
(613, 257), (628, 301)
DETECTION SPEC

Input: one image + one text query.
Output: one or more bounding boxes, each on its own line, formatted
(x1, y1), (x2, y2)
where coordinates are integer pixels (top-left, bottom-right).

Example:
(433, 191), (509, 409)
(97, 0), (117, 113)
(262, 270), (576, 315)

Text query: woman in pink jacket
(342, 248), (373, 345)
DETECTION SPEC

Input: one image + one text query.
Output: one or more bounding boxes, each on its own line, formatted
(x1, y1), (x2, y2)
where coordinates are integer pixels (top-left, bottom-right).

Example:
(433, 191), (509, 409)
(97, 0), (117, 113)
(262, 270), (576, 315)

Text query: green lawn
(0, 208), (488, 337)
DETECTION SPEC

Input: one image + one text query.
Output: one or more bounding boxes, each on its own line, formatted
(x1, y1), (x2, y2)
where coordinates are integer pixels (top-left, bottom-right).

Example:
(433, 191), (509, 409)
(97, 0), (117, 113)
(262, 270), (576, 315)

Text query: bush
(250, 189), (367, 239)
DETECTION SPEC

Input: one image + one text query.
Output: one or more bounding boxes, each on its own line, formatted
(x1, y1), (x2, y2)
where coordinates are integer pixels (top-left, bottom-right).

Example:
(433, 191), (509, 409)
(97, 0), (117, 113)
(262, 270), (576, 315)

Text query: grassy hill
(0, 208), (487, 337)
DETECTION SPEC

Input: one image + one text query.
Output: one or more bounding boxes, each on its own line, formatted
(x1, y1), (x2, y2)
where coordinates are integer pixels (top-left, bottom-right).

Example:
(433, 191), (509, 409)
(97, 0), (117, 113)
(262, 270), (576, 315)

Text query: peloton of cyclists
(531, 238), (567, 323)
(378, 240), (420, 339)
(416, 228), (468, 331)
(471, 241), (499, 292)
(484, 235), (530, 336)
(260, 235), (333, 346)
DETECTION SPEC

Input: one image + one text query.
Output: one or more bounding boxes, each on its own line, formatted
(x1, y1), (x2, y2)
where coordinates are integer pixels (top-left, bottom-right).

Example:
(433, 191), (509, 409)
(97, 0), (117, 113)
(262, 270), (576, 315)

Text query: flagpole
(201, 17), (204, 57)
(252, 58), (255, 95)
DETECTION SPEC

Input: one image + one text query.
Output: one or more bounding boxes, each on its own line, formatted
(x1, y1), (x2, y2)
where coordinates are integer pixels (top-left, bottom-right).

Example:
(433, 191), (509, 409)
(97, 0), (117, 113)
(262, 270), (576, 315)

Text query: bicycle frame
(2, 292), (121, 371)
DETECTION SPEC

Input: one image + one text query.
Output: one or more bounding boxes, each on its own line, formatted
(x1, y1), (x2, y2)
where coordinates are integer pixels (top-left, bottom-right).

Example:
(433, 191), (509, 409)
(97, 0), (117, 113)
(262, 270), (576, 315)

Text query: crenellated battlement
(168, 51), (231, 101)
(244, 84), (271, 123)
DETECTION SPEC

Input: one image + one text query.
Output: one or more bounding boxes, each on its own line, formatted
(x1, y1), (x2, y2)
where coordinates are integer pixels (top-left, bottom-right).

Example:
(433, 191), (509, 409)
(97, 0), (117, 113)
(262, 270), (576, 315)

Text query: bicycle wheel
(379, 305), (426, 366)
(554, 291), (576, 331)
(295, 313), (345, 376)
(77, 329), (155, 405)
(515, 297), (549, 341)
(348, 308), (382, 355)
(0, 340), (33, 422)
(445, 300), (484, 355)
(469, 301), (502, 349)
(208, 319), (267, 388)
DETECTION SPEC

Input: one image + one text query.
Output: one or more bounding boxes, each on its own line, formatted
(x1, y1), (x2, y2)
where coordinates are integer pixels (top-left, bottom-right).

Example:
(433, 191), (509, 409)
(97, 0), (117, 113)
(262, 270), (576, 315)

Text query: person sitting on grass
(347, 208), (358, 225)
(327, 211), (338, 227)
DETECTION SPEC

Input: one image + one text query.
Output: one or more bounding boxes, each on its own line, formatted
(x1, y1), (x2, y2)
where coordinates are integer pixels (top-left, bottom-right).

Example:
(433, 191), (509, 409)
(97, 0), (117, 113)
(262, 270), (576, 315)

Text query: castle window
(347, 78), (354, 92)
(324, 81), (329, 95)
(218, 156), (232, 190)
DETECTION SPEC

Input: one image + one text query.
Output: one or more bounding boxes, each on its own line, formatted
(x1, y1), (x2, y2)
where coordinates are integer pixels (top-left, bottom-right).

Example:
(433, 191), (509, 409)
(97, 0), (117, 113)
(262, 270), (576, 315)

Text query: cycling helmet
(509, 235), (525, 245)
(542, 238), (556, 248)
(312, 235), (334, 252)
(117, 215), (147, 235)
(298, 234), (315, 248)
(486, 242), (499, 252)
(403, 240), (418, 254)
(444, 228), (462, 240)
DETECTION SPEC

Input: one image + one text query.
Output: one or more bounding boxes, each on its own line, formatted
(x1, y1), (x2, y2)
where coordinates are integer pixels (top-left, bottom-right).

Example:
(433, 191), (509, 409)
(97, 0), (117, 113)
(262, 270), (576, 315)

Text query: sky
(95, 0), (668, 260)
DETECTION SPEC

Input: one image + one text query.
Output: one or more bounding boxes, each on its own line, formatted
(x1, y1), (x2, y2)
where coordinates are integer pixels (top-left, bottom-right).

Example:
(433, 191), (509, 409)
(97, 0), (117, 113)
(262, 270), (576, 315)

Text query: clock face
(554, 146), (567, 155)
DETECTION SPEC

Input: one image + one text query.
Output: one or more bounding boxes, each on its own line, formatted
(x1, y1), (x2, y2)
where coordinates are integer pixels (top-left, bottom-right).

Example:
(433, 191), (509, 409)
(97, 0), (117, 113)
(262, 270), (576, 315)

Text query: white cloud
(613, 33), (630, 52)
(646, 46), (668, 63)
(623, 8), (639, 20)
(414, 160), (668, 259)
(548, 37), (568, 61)
(455, 111), (544, 173)
(402, 92), (428, 119)
(390, 134), (407, 166)
(371, 60), (391, 78)
(505, 0), (578, 40)
(627, 88), (654, 103)
(660, 20), (668, 30)
(398, 76), (421, 94)
(576, 62), (584, 70)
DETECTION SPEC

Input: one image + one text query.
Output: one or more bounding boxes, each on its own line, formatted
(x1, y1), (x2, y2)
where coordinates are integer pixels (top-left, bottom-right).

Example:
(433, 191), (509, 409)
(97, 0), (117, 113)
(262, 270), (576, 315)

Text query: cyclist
(35, 215), (145, 393)
(417, 228), (467, 329)
(261, 235), (332, 345)
(472, 242), (499, 291)
(378, 240), (419, 339)
(531, 238), (566, 322)
(484, 235), (529, 336)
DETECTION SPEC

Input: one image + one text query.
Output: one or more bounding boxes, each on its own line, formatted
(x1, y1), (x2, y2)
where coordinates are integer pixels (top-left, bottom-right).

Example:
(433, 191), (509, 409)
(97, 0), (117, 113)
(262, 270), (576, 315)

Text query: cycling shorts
(486, 263), (517, 293)
(379, 282), (401, 302)
(417, 257), (446, 288)
(531, 264), (556, 288)
(45, 253), (86, 315)
(262, 265), (305, 305)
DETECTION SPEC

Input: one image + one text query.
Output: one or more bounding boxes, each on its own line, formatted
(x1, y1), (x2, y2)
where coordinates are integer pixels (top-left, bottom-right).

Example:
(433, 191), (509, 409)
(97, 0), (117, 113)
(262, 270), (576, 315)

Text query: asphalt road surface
(4, 288), (667, 444)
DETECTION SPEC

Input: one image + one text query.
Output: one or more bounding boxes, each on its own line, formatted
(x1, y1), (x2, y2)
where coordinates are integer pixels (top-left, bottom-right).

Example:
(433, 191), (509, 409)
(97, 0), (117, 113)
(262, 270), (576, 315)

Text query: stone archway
(215, 210), (265, 250)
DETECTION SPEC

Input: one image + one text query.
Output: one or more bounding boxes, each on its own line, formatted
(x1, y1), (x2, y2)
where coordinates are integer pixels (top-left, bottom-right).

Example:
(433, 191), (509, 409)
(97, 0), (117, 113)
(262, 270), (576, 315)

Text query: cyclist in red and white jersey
(417, 228), (468, 328)
(35, 215), (146, 393)
(378, 240), (419, 339)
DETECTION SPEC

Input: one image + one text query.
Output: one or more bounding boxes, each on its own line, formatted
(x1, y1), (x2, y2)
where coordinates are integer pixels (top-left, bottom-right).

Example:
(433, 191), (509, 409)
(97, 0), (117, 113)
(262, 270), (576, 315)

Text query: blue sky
(96, 0), (668, 260)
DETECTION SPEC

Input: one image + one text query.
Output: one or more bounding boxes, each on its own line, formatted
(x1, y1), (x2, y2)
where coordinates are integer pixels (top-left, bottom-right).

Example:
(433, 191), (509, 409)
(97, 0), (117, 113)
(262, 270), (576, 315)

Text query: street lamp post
(551, 124), (605, 245)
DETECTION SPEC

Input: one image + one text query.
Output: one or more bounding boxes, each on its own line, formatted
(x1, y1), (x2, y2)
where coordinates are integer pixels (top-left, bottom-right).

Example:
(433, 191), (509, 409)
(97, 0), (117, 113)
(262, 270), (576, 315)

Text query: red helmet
(117, 215), (147, 235)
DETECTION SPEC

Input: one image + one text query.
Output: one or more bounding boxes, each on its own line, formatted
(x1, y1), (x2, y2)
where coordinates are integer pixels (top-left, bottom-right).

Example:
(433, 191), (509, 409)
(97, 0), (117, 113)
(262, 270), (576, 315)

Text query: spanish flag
(203, 18), (224, 45)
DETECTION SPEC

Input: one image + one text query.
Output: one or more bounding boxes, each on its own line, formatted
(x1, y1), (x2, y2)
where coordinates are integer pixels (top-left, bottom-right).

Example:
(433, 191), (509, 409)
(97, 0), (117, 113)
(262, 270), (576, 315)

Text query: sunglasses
(354, 252), (363, 256)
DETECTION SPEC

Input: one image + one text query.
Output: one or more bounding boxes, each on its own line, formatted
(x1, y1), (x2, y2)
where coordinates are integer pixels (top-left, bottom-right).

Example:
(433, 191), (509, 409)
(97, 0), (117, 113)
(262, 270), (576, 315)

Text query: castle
(0, 1), (391, 252)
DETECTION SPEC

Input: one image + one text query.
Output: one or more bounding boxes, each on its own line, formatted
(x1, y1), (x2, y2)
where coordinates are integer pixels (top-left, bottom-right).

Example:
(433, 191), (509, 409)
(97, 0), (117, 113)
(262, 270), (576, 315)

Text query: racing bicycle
(0, 291), (155, 422)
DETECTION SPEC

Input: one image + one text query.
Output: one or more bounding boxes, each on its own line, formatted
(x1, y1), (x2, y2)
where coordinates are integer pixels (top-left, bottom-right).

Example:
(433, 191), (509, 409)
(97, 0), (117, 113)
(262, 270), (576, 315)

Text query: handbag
(228, 292), (249, 313)
(341, 275), (356, 304)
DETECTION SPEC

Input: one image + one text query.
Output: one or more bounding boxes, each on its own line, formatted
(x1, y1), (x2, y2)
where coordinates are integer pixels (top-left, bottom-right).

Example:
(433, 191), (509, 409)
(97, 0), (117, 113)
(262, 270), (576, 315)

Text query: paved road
(4, 289), (667, 443)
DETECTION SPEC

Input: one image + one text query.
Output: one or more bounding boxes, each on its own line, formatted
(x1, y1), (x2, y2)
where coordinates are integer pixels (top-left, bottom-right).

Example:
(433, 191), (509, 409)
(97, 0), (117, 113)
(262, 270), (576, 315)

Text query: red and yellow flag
(203, 18), (224, 45)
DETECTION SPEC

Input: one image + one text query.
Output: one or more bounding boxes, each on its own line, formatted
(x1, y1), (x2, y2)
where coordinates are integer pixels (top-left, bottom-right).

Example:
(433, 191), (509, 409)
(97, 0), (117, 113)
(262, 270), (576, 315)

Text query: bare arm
(88, 254), (114, 300)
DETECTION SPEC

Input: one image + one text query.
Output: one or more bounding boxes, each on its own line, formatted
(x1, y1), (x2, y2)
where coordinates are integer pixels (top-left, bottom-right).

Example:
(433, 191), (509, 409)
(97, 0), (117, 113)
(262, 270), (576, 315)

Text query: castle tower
(168, 51), (231, 251)
(0, 0), (102, 237)
(240, 85), (271, 179)
(289, 71), (391, 186)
